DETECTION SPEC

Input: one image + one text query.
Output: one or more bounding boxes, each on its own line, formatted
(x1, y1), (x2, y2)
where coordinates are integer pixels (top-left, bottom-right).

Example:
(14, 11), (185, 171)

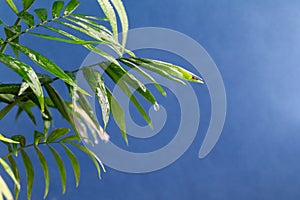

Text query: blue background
(1, 0), (300, 199)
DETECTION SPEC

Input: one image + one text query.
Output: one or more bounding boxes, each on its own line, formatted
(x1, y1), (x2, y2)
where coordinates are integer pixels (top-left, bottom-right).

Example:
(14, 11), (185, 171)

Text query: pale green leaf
(0, 158), (20, 189)
(0, 134), (19, 144)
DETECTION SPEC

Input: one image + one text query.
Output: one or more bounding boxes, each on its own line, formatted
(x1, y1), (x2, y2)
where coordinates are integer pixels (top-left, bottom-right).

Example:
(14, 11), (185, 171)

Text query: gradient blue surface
(1, 0), (300, 199)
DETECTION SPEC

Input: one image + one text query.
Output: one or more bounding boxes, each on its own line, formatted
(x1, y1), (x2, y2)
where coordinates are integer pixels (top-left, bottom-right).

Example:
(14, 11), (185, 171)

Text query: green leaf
(106, 87), (127, 143)
(0, 175), (13, 200)
(69, 142), (104, 178)
(4, 25), (20, 57)
(21, 149), (34, 200)
(35, 147), (50, 199)
(110, 0), (128, 48)
(61, 144), (80, 187)
(0, 134), (19, 144)
(29, 32), (101, 45)
(0, 158), (20, 189)
(5, 0), (18, 13)
(64, 0), (80, 15)
(9, 42), (77, 88)
(47, 128), (70, 142)
(119, 58), (167, 96)
(0, 83), (20, 95)
(16, 101), (37, 125)
(97, 0), (117, 39)
(34, 8), (48, 23)
(59, 135), (80, 143)
(48, 145), (67, 194)
(44, 84), (71, 121)
(34, 130), (44, 146)
(52, 1), (64, 18)
(8, 156), (20, 200)
(22, 0), (35, 10)
(18, 81), (30, 96)
(82, 67), (110, 129)
(18, 11), (34, 27)
(0, 53), (44, 111)
(0, 94), (28, 120)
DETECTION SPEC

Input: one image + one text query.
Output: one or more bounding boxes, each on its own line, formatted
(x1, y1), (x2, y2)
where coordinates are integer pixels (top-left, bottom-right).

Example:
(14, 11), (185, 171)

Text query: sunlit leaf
(21, 149), (34, 200)
(0, 134), (19, 144)
(0, 175), (13, 200)
(82, 67), (110, 129)
(48, 145), (67, 194)
(0, 53), (44, 111)
(97, 0), (117, 39)
(110, 0), (128, 48)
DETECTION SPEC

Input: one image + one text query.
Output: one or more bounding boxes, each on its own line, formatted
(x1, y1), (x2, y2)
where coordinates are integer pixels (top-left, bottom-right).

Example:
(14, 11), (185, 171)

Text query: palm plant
(0, 0), (204, 199)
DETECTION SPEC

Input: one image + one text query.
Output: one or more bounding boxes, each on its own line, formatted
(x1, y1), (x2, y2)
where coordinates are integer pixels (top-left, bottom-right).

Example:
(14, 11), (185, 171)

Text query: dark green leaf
(48, 145), (66, 194)
(17, 102), (37, 125)
(47, 128), (70, 142)
(34, 8), (48, 22)
(61, 144), (80, 187)
(64, 0), (80, 15)
(35, 147), (50, 199)
(82, 67), (110, 129)
(18, 11), (34, 27)
(106, 87), (127, 143)
(21, 149), (34, 200)
(0, 94), (28, 120)
(69, 142), (104, 178)
(110, 0), (128, 48)
(22, 0), (35, 10)
(0, 53), (44, 111)
(34, 130), (44, 146)
(52, 1), (64, 18)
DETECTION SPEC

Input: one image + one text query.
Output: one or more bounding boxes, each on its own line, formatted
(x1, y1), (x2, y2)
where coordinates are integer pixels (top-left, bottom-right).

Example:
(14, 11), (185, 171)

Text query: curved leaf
(69, 142), (104, 178)
(0, 158), (20, 189)
(0, 175), (13, 200)
(48, 145), (67, 194)
(61, 144), (80, 187)
(0, 53), (44, 111)
(21, 149), (34, 200)
(8, 156), (20, 200)
(82, 67), (110, 129)
(110, 0), (128, 48)
(47, 128), (70, 142)
(9, 42), (77, 88)
(97, 0), (117, 39)
(0, 134), (19, 144)
(35, 147), (50, 199)
(52, 1), (64, 18)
